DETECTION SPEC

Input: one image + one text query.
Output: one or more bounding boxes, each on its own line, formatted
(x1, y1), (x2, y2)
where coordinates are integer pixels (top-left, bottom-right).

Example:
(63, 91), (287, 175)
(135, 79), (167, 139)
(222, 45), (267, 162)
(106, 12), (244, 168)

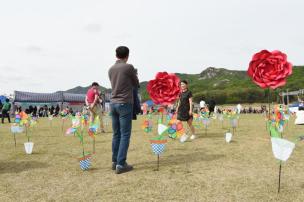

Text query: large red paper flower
(147, 72), (181, 105)
(247, 50), (292, 89)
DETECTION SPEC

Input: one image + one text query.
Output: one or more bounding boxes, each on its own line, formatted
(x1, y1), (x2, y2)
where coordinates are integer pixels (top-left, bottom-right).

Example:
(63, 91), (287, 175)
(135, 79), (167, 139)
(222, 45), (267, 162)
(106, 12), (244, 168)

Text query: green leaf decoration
(267, 121), (281, 138)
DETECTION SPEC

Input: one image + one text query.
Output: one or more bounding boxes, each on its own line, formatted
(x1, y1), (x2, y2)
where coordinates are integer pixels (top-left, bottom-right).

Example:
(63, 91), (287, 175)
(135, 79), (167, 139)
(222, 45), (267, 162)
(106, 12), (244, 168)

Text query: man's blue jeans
(110, 103), (133, 166)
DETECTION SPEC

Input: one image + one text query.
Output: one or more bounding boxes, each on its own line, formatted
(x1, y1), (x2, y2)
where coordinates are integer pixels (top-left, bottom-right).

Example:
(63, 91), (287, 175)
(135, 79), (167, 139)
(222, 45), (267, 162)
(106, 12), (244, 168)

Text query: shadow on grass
(195, 132), (226, 139)
(135, 151), (225, 171)
(30, 150), (48, 155)
(0, 161), (49, 174)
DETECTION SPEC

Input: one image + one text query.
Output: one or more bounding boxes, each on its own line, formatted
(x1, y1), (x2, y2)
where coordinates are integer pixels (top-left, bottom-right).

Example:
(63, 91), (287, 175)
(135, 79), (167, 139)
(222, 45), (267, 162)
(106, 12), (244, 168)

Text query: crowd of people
(215, 105), (267, 114)
(14, 104), (62, 117)
(0, 103), (79, 124)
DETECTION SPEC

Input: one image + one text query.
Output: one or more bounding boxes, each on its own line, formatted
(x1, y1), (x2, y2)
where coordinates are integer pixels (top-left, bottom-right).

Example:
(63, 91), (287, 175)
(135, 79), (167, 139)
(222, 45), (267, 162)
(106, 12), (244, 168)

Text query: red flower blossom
(147, 72), (181, 105)
(247, 50), (292, 89)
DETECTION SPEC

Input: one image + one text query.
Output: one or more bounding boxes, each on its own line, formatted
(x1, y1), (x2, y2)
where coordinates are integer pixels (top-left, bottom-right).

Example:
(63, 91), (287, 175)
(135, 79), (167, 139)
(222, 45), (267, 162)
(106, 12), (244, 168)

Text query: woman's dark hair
(91, 82), (99, 87)
(180, 80), (188, 85)
(116, 46), (129, 59)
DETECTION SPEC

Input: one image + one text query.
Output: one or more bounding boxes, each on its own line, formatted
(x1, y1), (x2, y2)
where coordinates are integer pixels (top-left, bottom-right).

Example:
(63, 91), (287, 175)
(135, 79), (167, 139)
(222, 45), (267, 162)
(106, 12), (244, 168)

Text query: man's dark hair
(6, 98), (9, 102)
(116, 46), (129, 59)
(180, 80), (188, 85)
(91, 82), (99, 87)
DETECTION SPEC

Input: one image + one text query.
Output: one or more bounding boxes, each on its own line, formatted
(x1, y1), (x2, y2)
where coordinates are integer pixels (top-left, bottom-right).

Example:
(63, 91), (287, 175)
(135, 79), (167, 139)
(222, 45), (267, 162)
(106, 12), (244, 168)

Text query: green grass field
(0, 114), (303, 202)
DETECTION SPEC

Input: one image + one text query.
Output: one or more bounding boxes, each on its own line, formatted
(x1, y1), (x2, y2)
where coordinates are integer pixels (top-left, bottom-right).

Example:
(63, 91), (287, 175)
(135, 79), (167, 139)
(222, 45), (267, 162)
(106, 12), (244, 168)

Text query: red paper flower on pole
(247, 50), (292, 89)
(147, 72), (181, 105)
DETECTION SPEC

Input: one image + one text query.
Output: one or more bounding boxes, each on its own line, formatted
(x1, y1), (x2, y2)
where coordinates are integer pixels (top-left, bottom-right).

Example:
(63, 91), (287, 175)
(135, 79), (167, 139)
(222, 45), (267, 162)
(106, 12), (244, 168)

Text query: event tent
(0, 95), (8, 104)
(14, 91), (86, 103)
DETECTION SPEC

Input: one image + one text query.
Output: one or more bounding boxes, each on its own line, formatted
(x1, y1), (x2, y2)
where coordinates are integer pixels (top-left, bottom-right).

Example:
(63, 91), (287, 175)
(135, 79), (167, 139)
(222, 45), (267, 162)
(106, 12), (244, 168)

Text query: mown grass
(0, 114), (303, 202)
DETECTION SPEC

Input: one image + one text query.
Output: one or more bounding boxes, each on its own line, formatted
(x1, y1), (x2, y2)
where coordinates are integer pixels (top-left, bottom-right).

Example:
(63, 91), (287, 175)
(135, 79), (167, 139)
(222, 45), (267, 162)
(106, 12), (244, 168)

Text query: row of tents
(13, 91), (87, 104)
(12, 91), (152, 105)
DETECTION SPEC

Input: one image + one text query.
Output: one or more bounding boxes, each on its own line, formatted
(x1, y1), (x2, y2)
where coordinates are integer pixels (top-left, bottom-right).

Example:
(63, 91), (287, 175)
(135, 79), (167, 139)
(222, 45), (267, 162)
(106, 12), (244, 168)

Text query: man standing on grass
(1, 98), (11, 124)
(108, 46), (139, 174)
(85, 82), (105, 133)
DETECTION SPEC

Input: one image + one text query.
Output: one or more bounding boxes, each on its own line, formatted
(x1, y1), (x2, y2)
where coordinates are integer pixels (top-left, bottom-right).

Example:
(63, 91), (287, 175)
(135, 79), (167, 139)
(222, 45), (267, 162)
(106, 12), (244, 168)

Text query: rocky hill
(65, 66), (304, 104)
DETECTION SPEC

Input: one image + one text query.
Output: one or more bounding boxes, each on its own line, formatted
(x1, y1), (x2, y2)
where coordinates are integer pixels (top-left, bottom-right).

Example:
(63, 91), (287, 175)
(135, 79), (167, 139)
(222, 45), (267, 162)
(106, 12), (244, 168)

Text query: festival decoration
(225, 132), (232, 143)
(66, 117), (79, 136)
(15, 114), (21, 124)
(273, 105), (288, 134)
(200, 107), (210, 135)
(271, 138), (295, 162)
(17, 112), (35, 154)
(248, 50), (293, 193)
(88, 116), (100, 154)
(66, 113), (93, 170)
(19, 111), (30, 127)
(192, 113), (202, 129)
(295, 110), (304, 125)
(147, 72), (181, 170)
(10, 113), (25, 147)
(165, 113), (173, 125)
(142, 114), (153, 133)
(11, 112), (36, 152)
(60, 109), (69, 132)
(147, 72), (181, 105)
(79, 154), (92, 171)
(150, 123), (168, 171)
(76, 130), (91, 170)
(24, 142), (34, 154)
(30, 116), (38, 128)
(247, 50), (292, 89)
(10, 124), (23, 148)
(167, 118), (185, 139)
(222, 109), (239, 135)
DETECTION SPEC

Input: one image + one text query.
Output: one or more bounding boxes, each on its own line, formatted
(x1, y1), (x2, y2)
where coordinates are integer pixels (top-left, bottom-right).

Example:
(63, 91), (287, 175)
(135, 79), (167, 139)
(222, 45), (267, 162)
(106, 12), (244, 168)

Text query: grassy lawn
(0, 114), (303, 201)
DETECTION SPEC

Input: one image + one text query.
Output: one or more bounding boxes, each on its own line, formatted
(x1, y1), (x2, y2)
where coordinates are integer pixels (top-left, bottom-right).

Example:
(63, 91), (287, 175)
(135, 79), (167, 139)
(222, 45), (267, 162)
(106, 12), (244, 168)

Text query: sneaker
(180, 134), (189, 143)
(112, 162), (117, 170)
(190, 135), (196, 140)
(115, 163), (133, 174)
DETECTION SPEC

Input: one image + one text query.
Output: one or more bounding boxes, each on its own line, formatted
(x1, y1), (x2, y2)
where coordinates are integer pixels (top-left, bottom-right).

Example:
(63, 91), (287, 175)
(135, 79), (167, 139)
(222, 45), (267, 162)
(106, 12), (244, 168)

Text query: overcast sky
(0, 0), (303, 94)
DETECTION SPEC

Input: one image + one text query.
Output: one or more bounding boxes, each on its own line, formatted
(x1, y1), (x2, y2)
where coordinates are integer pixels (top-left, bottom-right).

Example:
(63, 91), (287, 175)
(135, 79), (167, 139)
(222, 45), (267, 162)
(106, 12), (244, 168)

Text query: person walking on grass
(176, 80), (195, 142)
(1, 98), (11, 124)
(85, 82), (105, 133)
(108, 46), (139, 174)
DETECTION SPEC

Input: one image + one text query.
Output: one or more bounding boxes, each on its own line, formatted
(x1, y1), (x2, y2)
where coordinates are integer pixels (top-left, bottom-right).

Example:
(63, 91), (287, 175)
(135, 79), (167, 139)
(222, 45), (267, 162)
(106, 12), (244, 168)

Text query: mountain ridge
(65, 66), (304, 104)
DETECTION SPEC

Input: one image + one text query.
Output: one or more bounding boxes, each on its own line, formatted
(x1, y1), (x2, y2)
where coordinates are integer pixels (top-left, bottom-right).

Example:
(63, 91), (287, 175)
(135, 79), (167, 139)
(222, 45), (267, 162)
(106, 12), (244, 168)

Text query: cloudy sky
(0, 0), (303, 94)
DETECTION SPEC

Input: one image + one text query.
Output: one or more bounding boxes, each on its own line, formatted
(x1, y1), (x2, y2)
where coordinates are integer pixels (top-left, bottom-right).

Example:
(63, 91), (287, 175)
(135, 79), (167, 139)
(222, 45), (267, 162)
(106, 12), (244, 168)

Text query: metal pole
(205, 125), (207, 135)
(93, 138), (96, 154)
(268, 89), (271, 119)
(286, 89), (289, 105)
(278, 163), (282, 193)
(13, 133), (16, 148)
